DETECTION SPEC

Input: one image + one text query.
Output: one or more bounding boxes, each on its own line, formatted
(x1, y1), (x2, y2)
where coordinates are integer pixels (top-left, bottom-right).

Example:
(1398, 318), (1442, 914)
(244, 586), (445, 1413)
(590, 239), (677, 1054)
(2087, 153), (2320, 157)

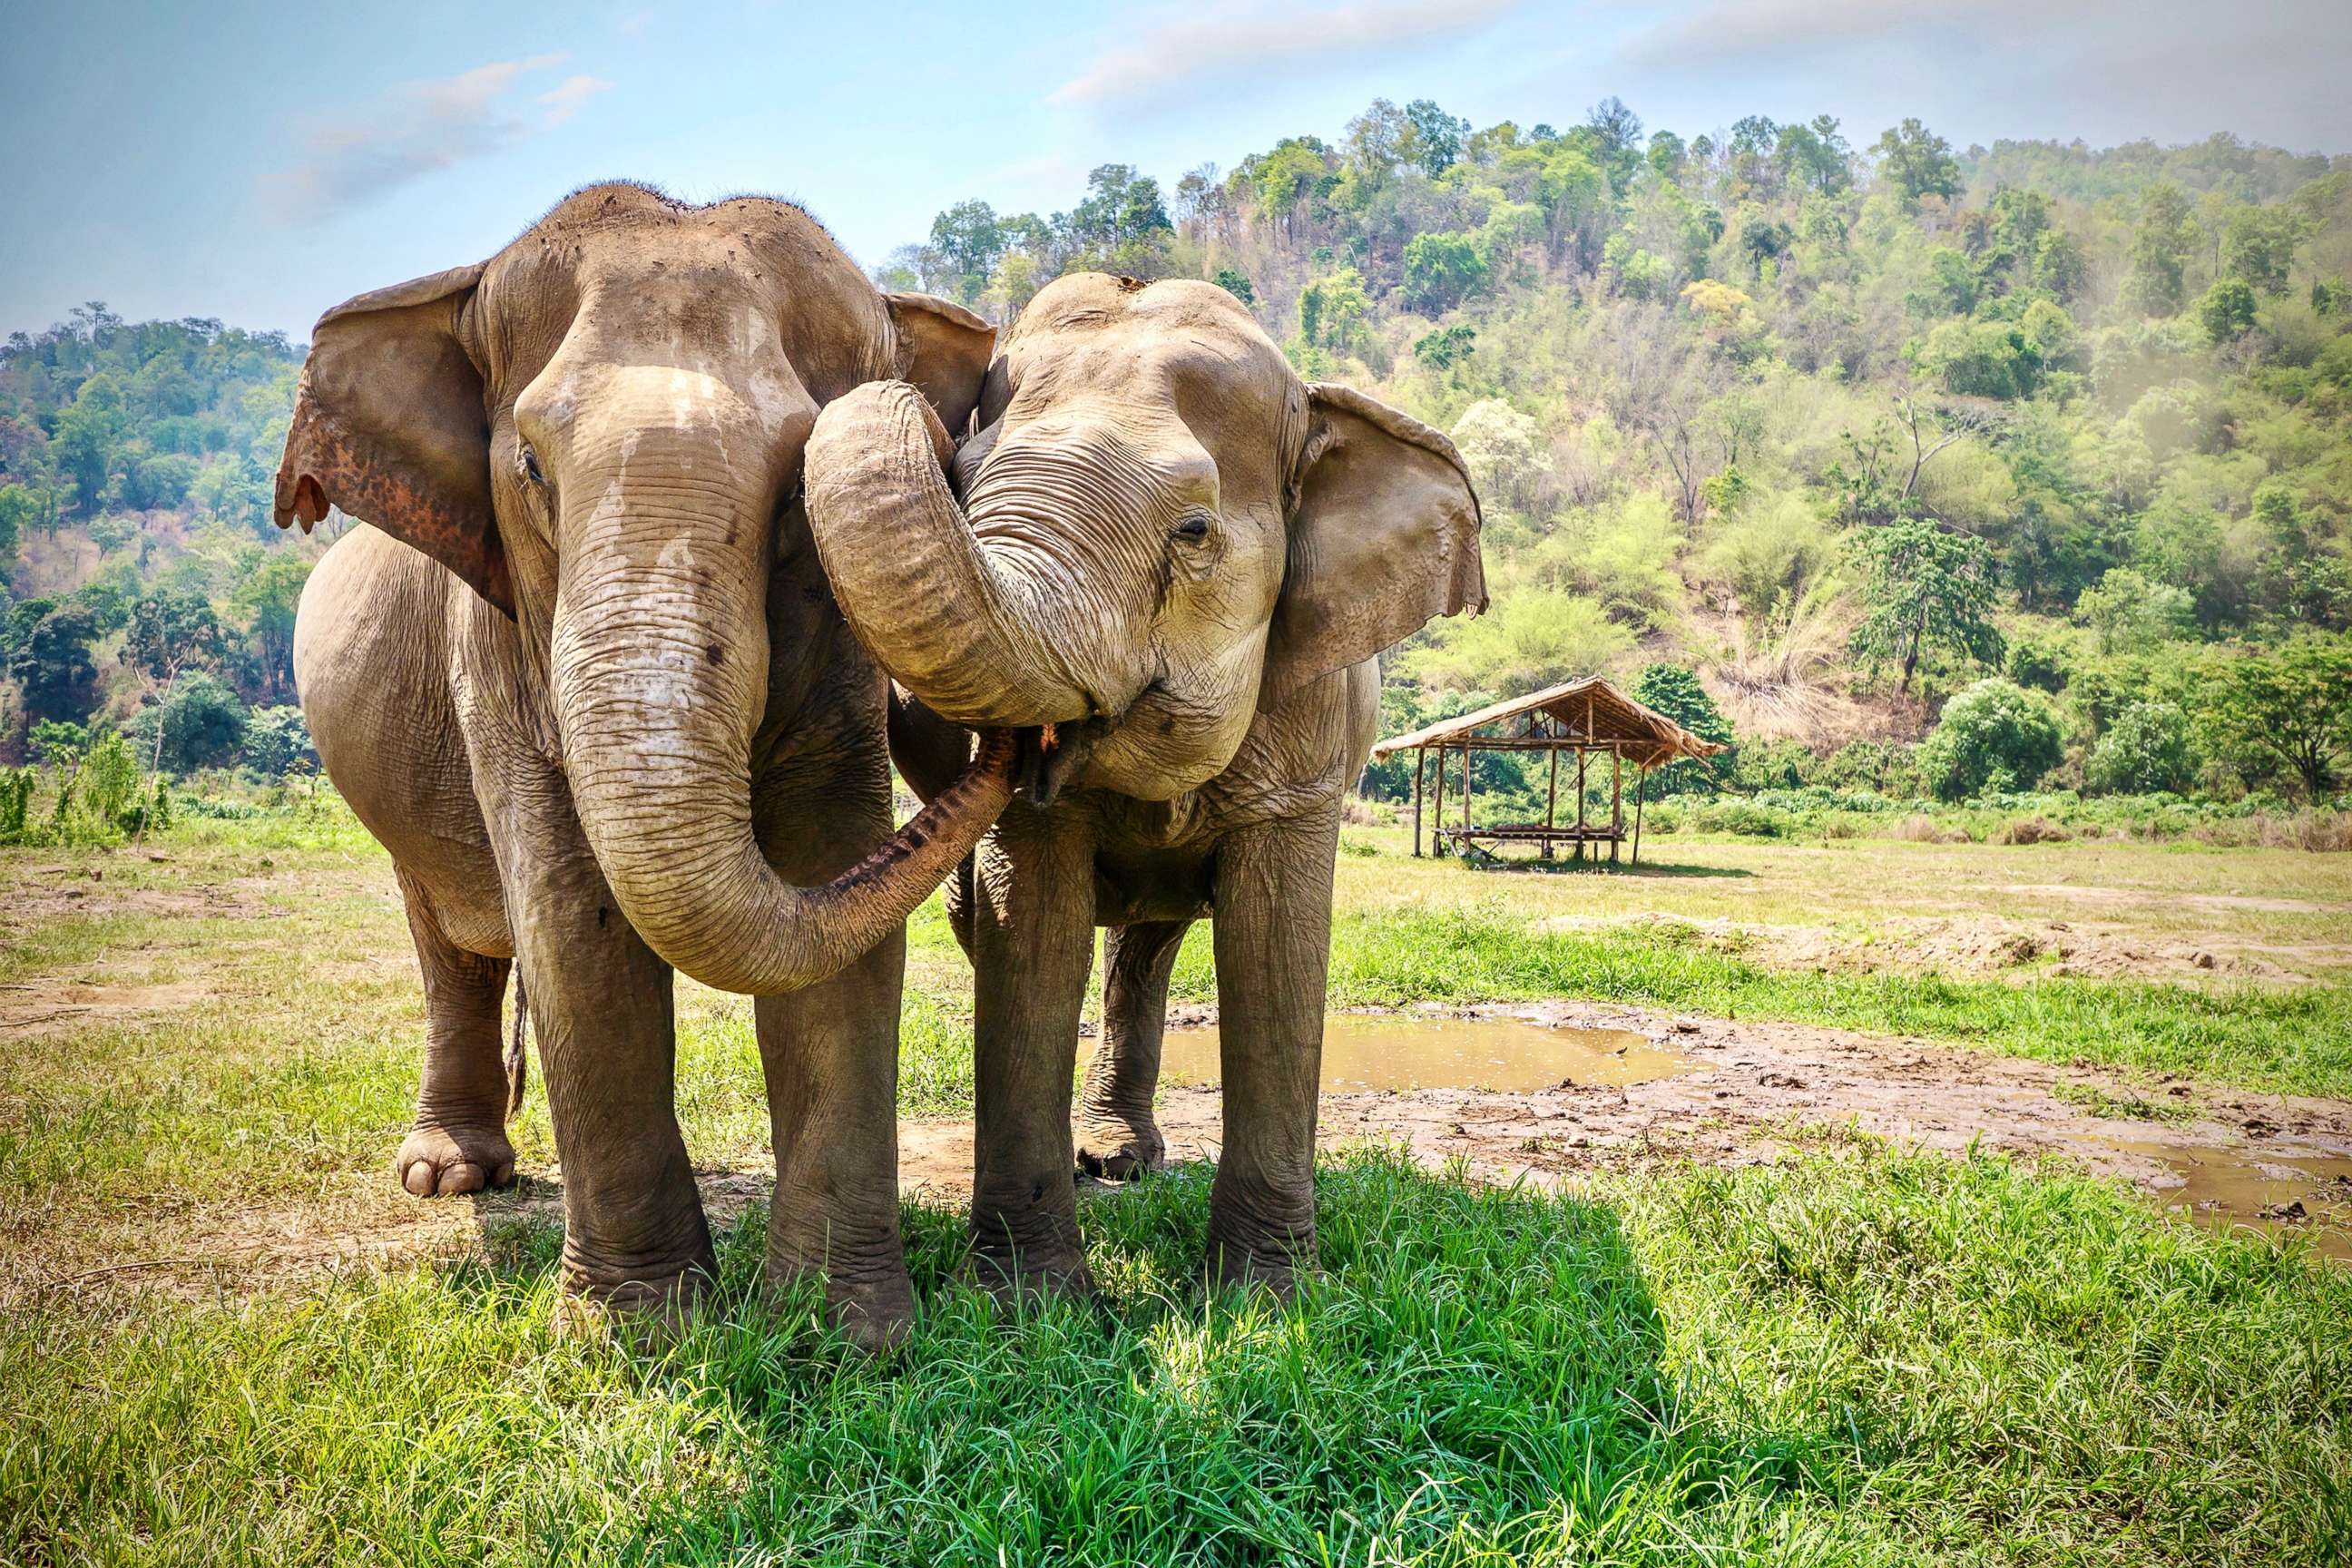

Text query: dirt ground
(26, 999), (2347, 1307)
(10, 831), (2350, 1303)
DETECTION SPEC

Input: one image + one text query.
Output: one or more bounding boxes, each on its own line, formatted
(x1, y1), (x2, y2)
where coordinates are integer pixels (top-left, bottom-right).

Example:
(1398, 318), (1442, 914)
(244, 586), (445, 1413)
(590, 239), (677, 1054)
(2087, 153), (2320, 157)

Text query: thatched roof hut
(1372, 676), (1727, 865)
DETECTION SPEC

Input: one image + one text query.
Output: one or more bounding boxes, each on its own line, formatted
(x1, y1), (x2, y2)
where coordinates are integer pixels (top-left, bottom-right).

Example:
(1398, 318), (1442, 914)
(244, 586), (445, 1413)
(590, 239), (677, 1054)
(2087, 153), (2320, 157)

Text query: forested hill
(3, 106), (2348, 806)
(881, 107), (2352, 805)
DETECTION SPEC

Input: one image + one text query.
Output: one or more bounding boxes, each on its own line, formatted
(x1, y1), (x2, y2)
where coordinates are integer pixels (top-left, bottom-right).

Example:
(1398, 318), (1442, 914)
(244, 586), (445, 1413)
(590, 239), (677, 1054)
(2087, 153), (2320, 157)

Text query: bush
(128, 671), (250, 775)
(2086, 701), (2198, 795)
(2006, 635), (2071, 692)
(241, 705), (316, 778)
(1919, 678), (2064, 801)
(1818, 740), (1926, 798)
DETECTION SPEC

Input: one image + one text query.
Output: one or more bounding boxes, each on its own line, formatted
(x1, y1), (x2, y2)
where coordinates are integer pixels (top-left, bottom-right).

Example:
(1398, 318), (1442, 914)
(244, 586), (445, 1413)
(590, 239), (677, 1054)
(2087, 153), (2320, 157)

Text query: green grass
(5, 1143), (2347, 1566)
(1169, 905), (2352, 1099)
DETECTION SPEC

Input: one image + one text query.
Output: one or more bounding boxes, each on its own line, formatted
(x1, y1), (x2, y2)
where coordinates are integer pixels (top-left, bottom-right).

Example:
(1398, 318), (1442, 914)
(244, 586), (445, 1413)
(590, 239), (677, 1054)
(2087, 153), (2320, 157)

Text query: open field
(4, 805), (2350, 1563)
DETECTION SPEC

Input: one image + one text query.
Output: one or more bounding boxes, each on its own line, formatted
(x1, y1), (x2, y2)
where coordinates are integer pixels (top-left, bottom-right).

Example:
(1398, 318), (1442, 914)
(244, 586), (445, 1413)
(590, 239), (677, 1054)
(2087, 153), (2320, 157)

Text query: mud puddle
(1142, 1015), (1702, 1094)
(2095, 1137), (2352, 1259)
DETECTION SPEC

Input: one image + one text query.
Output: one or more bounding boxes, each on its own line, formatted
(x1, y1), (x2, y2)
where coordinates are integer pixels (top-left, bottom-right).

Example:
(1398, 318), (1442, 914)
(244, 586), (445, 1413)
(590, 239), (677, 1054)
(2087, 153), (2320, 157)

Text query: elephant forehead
(476, 209), (887, 401)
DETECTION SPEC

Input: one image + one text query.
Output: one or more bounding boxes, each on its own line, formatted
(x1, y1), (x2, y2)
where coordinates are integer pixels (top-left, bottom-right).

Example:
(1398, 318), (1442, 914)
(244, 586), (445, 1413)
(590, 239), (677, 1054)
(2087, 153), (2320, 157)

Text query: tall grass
(5, 1145), (2345, 1565)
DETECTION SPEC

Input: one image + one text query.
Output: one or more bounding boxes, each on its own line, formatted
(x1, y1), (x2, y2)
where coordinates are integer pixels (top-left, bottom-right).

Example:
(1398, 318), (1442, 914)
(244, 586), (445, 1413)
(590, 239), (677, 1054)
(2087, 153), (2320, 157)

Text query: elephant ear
(274, 261), (512, 616)
(887, 292), (996, 441)
(1264, 383), (1486, 699)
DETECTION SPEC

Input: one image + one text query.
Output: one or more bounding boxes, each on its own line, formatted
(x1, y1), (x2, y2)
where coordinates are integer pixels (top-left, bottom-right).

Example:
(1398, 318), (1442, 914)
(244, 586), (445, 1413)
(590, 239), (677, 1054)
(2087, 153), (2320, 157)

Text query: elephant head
(803, 273), (1485, 801)
(276, 183), (1011, 993)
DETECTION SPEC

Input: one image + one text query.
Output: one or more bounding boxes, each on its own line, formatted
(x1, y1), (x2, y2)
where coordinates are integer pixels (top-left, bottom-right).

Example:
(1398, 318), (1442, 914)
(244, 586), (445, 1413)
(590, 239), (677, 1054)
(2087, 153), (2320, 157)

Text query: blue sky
(5, 0), (2347, 340)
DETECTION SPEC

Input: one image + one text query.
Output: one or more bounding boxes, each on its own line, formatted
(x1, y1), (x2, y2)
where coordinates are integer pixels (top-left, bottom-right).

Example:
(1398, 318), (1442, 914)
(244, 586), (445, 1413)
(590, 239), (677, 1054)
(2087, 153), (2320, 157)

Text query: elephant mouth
(1011, 717), (1110, 808)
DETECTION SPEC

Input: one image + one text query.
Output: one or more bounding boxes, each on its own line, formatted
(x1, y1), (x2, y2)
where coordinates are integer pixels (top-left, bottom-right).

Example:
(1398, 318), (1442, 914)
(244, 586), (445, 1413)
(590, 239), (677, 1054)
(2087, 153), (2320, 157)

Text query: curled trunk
(553, 421), (1011, 996)
(803, 380), (1102, 729)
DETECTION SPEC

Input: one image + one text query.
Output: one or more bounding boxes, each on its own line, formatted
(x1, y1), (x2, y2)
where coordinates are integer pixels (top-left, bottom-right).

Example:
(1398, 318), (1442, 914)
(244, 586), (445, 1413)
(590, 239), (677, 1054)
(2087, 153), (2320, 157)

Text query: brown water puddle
(2098, 1136), (2352, 1259)
(1144, 1015), (1703, 1094)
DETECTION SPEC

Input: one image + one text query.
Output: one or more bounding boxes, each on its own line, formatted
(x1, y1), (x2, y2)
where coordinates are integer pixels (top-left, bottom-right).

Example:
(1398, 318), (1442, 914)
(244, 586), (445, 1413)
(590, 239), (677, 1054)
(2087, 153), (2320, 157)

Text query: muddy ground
(30, 999), (2347, 1306)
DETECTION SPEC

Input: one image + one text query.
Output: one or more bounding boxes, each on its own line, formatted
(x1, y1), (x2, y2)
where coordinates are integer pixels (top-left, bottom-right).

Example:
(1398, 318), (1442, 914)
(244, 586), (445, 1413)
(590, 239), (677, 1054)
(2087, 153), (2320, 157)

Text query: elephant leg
(1077, 919), (1189, 1181)
(968, 807), (1098, 1299)
(753, 779), (916, 1351)
(481, 765), (713, 1322)
(392, 867), (515, 1197)
(1206, 811), (1340, 1296)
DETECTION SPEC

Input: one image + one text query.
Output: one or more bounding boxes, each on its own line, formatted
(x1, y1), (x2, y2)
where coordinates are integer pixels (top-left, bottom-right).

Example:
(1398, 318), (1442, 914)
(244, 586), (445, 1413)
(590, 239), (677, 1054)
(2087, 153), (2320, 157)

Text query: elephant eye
(1172, 512), (1211, 543)
(519, 444), (545, 485)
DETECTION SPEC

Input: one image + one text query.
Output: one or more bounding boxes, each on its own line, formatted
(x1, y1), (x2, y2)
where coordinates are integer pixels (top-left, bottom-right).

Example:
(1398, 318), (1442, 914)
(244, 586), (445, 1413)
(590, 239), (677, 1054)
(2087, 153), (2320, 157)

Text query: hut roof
(1370, 675), (1728, 770)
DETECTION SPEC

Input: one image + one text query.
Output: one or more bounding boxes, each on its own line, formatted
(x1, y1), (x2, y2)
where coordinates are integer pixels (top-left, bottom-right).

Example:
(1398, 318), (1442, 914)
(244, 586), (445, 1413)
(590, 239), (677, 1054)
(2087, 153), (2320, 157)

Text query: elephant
(281, 183), (1014, 1343)
(802, 272), (1485, 1296)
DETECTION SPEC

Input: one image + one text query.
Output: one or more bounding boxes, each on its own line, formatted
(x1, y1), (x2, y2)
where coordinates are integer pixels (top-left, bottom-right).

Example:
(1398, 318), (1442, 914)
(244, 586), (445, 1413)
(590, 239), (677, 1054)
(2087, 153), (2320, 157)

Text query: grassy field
(4, 805), (2350, 1563)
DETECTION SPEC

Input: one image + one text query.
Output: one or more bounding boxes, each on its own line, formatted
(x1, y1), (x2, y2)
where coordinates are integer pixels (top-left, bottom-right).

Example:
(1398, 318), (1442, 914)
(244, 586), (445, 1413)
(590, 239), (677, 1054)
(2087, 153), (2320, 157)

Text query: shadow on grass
(499, 1150), (1842, 1563)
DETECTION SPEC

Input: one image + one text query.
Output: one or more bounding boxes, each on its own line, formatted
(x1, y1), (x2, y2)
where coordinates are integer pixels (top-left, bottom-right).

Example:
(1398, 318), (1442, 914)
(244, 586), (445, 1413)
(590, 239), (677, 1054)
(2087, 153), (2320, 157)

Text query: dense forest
(4, 103), (2350, 823)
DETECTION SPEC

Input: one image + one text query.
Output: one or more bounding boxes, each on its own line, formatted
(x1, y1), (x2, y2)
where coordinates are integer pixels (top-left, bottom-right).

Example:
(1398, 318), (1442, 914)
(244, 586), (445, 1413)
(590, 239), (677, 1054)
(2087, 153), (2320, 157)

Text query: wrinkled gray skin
(805, 274), (1485, 1295)
(283, 184), (1010, 1344)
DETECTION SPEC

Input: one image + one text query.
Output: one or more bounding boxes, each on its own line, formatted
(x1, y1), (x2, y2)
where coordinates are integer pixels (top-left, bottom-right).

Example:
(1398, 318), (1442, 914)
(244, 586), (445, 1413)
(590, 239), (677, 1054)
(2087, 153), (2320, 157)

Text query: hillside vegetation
(4, 105), (2349, 830)
(885, 103), (2352, 816)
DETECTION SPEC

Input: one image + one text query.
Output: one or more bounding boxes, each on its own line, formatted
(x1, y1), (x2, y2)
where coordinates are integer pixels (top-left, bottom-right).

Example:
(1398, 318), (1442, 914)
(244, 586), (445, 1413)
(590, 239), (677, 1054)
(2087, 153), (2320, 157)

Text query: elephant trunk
(553, 413), (1010, 996)
(804, 380), (1130, 729)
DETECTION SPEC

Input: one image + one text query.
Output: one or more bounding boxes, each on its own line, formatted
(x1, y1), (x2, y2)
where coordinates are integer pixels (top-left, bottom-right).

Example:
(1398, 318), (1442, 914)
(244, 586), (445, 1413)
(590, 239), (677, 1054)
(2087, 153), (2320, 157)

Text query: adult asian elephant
(283, 183), (1011, 1343)
(803, 273), (1485, 1296)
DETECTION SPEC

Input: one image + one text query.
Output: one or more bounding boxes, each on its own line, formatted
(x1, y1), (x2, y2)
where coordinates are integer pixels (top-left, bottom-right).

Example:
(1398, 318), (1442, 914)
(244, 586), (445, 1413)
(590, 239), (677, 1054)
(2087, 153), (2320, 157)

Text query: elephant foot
(767, 1238), (916, 1354)
(397, 1122), (516, 1197)
(1075, 1113), (1165, 1182)
(1206, 1214), (1315, 1301)
(967, 1248), (1098, 1312)
(553, 1253), (716, 1344)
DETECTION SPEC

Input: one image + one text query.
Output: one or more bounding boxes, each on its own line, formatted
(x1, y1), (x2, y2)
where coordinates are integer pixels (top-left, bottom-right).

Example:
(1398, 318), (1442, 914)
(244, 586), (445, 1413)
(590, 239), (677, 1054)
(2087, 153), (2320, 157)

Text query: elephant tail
(505, 972), (529, 1121)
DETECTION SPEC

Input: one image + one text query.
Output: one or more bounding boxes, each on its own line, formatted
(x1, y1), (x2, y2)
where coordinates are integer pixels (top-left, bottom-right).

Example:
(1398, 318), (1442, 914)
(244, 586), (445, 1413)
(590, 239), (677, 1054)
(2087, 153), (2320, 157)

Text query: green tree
(2196, 637), (2352, 798)
(130, 669), (249, 775)
(1872, 119), (1960, 204)
(2124, 182), (2198, 317)
(926, 201), (1004, 302)
(1210, 268), (1255, 306)
(1293, 268), (1372, 369)
(4, 599), (102, 725)
(2086, 701), (2198, 795)
(1631, 662), (1733, 797)
(1918, 678), (2063, 799)
(1402, 231), (1489, 311)
(1848, 518), (2005, 693)
(123, 588), (229, 682)
(240, 704), (316, 777)
(2220, 205), (2304, 294)
(1403, 100), (1467, 177)
(2197, 277), (2259, 342)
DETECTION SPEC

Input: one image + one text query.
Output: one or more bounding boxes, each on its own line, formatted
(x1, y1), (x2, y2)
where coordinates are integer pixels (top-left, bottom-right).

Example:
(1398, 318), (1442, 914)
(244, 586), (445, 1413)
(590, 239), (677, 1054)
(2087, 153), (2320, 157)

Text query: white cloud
(1050, 0), (1522, 113)
(272, 54), (608, 214)
(537, 74), (614, 124)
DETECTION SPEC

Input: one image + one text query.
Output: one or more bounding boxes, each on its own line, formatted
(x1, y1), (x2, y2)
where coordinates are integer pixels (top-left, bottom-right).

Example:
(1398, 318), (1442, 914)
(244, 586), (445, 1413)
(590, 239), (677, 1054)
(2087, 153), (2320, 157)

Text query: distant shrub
(1692, 799), (1785, 838)
(2086, 701), (2198, 795)
(1818, 740), (1926, 798)
(1994, 815), (2073, 845)
(128, 671), (248, 775)
(241, 704), (316, 778)
(1920, 679), (2063, 801)
(2006, 635), (2071, 693)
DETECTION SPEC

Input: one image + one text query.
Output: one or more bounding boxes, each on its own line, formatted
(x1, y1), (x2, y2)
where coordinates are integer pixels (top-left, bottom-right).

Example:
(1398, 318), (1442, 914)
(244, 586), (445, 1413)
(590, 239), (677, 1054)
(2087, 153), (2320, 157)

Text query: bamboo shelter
(1371, 676), (1728, 867)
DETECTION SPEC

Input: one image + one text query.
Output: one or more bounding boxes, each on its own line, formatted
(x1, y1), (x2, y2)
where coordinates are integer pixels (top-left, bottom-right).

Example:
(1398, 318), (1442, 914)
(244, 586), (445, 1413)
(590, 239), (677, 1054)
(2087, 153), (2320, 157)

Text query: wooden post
(1574, 747), (1588, 865)
(1460, 738), (1473, 848)
(1632, 766), (1646, 867)
(1543, 742), (1560, 861)
(1412, 748), (1426, 857)
(1610, 748), (1623, 865)
(1431, 741), (1446, 857)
